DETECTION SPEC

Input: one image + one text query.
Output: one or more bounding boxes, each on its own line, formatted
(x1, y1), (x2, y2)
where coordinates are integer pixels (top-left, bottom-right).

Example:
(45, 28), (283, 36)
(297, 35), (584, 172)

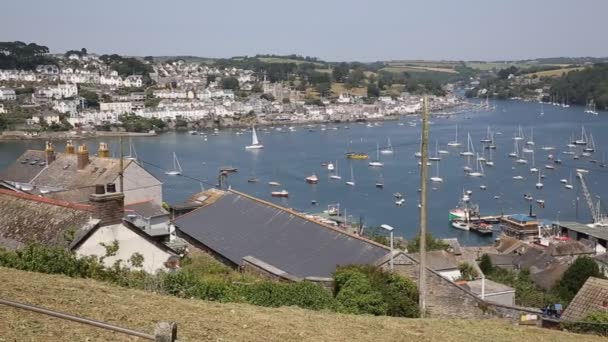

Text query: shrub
(562, 311), (608, 336)
(555, 256), (604, 304)
(479, 254), (493, 274)
(458, 262), (479, 281)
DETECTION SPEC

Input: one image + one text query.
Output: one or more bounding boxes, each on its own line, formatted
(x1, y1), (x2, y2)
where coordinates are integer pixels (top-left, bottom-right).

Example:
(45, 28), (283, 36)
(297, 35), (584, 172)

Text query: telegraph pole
(418, 96), (430, 317)
(119, 136), (124, 192)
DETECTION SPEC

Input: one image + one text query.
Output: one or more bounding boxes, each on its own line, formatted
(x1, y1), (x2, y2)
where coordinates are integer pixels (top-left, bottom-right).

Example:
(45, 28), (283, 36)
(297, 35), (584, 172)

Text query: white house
(72, 222), (179, 274)
(52, 99), (79, 116)
(100, 102), (133, 114)
(31, 112), (61, 126)
(0, 103), (5, 114)
(53, 84), (78, 99)
(124, 75), (144, 88)
(0, 88), (17, 101)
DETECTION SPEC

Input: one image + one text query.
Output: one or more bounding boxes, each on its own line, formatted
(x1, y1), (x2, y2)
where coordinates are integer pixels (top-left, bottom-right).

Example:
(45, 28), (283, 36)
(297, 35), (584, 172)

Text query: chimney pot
(95, 184), (105, 194)
(45, 141), (55, 164)
(106, 183), (116, 193)
(77, 145), (89, 170)
(98, 142), (110, 158)
(65, 140), (75, 154)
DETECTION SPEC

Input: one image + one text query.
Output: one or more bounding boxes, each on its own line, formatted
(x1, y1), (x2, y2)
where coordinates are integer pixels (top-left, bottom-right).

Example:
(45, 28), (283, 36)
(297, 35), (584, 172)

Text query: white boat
(245, 126), (264, 149)
(526, 127), (535, 146)
(480, 126), (493, 144)
(447, 125), (461, 147)
(268, 181), (281, 186)
(513, 125), (524, 141)
(565, 184), (573, 190)
(541, 146), (555, 151)
(395, 198), (405, 206)
(535, 172), (544, 189)
(545, 164), (555, 170)
(480, 185), (487, 190)
(346, 165), (355, 186)
(369, 143), (384, 167)
(468, 154), (484, 177)
(530, 151), (538, 173)
(429, 141), (442, 161)
(380, 137), (394, 154)
(573, 126), (588, 145)
(188, 130), (198, 135)
(165, 152), (182, 176)
(509, 138), (519, 158)
(125, 138), (138, 161)
(459, 133), (475, 157)
(516, 158), (528, 164)
(584, 133), (596, 153)
(485, 148), (495, 167)
(305, 173), (319, 184)
(271, 190), (289, 197)
(513, 175), (524, 180)
(430, 162), (443, 183)
(330, 160), (342, 180)
(327, 162), (335, 171)
(451, 220), (470, 231)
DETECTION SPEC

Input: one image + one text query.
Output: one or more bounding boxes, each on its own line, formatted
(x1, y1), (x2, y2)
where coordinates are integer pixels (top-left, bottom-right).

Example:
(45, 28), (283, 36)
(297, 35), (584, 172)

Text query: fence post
(155, 321), (177, 342)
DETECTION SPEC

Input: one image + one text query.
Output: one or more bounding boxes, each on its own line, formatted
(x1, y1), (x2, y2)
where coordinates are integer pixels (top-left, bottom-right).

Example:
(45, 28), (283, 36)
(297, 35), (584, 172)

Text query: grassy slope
(258, 57), (326, 67)
(527, 67), (585, 77)
(0, 268), (603, 342)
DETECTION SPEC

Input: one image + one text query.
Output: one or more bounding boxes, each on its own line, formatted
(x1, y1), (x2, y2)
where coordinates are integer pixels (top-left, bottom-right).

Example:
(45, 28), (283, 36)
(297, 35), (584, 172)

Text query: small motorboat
(268, 181), (281, 186)
(545, 165), (555, 170)
(220, 166), (238, 173)
(305, 174), (319, 184)
(395, 198), (405, 206)
(375, 182), (384, 188)
(393, 192), (403, 199)
(451, 220), (470, 231)
(480, 185), (487, 190)
(247, 178), (259, 183)
(271, 190), (289, 197)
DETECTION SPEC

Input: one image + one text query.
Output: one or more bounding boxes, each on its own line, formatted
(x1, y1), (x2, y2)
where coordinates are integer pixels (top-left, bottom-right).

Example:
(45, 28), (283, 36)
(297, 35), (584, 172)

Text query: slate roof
(486, 253), (518, 266)
(0, 189), (96, 248)
(495, 236), (526, 254)
(530, 261), (570, 290)
(125, 200), (168, 218)
(408, 250), (459, 271)
(465, 279), (515, 295)
(562, 277), (608, 321)
(0, 150), (48, 184)
(547, 240), (595, 257)
(174, 189), (390, 278)
(559, 221), (608, 242)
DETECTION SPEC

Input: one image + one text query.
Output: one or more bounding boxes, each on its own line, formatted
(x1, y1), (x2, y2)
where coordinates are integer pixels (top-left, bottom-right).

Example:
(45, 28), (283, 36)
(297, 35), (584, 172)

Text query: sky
(1, 0), (607, 61)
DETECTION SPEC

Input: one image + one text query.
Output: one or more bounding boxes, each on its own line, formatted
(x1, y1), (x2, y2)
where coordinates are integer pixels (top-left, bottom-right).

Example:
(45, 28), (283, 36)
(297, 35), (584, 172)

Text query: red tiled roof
(0, 189), (94, 212)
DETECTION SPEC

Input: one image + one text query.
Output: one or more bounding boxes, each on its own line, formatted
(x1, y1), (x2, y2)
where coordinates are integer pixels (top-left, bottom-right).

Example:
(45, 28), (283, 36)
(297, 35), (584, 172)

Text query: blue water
(1, 99), (607, 245)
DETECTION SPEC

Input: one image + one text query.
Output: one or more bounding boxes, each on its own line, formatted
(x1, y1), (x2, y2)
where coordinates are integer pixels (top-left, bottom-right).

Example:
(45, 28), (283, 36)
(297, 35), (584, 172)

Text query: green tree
(315, 82), (331, 97)
(345, 68), (365, 89)
(260, 93), (275, 101)
(332, 63), (350, 82)
(479, 254), (494, 274)
(407, 233), (448, 253)
(367, 82), (380, 98)
(555, 256), (604, 303)
(221, 77), (239, 90)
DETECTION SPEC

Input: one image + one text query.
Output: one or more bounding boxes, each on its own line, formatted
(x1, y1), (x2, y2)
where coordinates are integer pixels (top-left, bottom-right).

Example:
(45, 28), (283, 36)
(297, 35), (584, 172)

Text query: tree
(79, 88), (99, 109)
(345, 68), (365, 89)
(407, 233), (448, 253)
(367, 82), (380, 98)
(315, 82), (331, 97)
(332, 63), (349, 82)
(260, 93), (275, 101)
(479, 254), (494, 274)
(221, 77), (239, 90)
(555, 256), (604, 303)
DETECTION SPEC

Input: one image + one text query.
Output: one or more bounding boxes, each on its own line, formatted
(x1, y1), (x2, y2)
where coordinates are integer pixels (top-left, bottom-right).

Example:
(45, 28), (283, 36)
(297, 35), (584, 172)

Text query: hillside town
(0, 51), (464, 136)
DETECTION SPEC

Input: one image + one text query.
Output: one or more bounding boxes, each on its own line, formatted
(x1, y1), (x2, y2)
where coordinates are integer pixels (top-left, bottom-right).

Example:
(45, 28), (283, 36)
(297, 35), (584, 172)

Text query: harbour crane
(577, 171), (608, 226)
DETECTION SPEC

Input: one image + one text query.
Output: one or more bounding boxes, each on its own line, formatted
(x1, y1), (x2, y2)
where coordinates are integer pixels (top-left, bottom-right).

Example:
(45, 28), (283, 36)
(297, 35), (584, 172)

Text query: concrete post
(155, 321), (177, 342)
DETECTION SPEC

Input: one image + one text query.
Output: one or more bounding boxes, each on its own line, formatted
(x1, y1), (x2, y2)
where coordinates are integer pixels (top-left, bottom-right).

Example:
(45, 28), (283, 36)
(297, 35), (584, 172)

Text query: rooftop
(508, 214), (538, 223)
(562, 277), (608, 321)
(465, 279), (515, 295)
(0, 189), (96, 249)
(558, 221), (608, 242)
(174, 189), (390, 278)
(408, 250), (459, 271)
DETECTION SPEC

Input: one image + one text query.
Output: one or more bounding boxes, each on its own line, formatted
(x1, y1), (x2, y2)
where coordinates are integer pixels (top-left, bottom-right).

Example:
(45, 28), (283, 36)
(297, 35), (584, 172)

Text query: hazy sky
(1, 0), (606, 61)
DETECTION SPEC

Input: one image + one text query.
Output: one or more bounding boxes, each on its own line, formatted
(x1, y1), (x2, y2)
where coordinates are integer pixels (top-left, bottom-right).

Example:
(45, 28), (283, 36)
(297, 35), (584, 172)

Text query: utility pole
(119, 136), (124, 193)
(418, 96), (430, 317)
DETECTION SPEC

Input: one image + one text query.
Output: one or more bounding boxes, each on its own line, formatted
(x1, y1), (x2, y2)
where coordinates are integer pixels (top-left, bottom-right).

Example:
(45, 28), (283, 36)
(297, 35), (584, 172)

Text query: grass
(258, 57), (326, 67)
(331, 83), (368, 97)
(0, 267), (604, 342)
(527, 67), (585, 77)
(381, 66), (458, 74)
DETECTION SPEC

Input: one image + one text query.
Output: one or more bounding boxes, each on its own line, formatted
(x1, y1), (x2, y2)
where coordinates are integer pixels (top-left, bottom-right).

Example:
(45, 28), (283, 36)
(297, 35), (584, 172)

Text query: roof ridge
(0, 188), (95, 212)
(227, 189), (390, 250)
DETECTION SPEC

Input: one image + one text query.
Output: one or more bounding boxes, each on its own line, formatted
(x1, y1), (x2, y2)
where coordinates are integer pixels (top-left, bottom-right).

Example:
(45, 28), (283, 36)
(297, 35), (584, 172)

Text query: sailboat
(330, 160), (342, 180)
(447, 125), (461, 147)
(165, 152), (182, 176)
(468, 154), (484, 177)
(459, 133), (474, 157)
(369, 143), (384, 167)
(125, 138), (138, 161)
(565, 172), (574, 189)
(375, 174), (384, 188)
(430, 161), (443, 183)
(583, 133), (596, 153)
(487, 132), (497, 150)
(513, 125), (524, 141)
(509, 138), (519, 158)
(327, 162), (335, 171)
(516, 139), (528, 164)
(485, 147), (495, 167)
(245, 126), (264, 149)
(573, 126), (588, 145)
(526, 128), (535, 146)
(346, 165), (355, 186)
(530, 151), (538, 173)
(380, 137), (394, 154)
(535, 172), (544, 189)
(429, 141), (441, 161)
(480, 126), (492, 143)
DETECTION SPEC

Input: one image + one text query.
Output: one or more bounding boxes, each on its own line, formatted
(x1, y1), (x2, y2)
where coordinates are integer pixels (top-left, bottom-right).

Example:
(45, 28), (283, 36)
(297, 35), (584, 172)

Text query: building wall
(75, 224), (174, 273)
(119, 162), (163, 205)
(484, 292), (516, 307)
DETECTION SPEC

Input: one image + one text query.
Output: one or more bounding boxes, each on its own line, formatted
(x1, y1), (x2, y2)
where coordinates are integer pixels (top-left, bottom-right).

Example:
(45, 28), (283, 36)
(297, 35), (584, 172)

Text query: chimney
(45, 141), (55, 164)
(65, 140), (75, 154)
(77, 145), (89, 170)
(98, 142), (110, 158)
(89, 183), (125, 226)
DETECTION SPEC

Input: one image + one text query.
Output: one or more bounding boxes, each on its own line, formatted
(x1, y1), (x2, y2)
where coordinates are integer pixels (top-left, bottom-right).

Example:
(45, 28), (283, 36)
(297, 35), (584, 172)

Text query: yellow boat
(346, 152), (369, 160)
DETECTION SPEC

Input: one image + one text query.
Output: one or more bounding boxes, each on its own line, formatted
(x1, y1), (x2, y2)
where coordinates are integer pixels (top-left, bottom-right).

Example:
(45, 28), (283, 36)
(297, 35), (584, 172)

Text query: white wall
(439, 269), (462, 281)
(75, 224), (174, 274)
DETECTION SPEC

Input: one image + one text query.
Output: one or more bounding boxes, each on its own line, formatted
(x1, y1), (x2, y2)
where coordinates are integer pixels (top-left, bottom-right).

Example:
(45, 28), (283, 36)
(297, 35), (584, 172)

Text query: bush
(479, 254), (494, 274)
(562, 311), (608, 336)
(407, 233), (448, 253)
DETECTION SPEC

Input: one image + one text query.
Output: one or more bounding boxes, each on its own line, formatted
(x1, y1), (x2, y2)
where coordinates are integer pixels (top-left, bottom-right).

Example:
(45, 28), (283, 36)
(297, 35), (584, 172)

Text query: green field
(258, 57), (326, 67)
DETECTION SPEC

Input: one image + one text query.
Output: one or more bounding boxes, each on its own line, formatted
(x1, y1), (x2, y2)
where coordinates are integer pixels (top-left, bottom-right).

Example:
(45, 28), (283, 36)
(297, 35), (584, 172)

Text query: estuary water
(1, 99), (606, 246)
